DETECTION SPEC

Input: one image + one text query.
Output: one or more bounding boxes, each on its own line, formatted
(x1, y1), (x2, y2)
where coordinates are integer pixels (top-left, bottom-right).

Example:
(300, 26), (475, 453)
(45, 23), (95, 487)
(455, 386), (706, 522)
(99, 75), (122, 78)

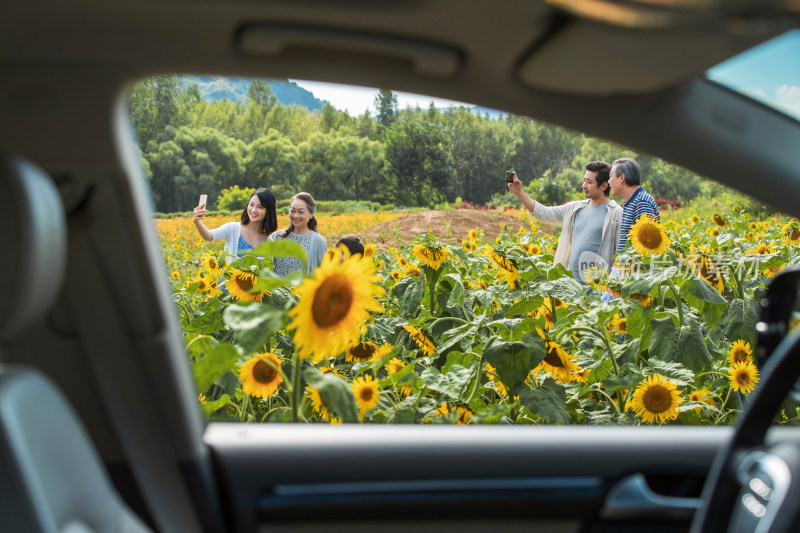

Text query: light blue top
(268, 230), (327, 276)
(569, 201), (610, 283)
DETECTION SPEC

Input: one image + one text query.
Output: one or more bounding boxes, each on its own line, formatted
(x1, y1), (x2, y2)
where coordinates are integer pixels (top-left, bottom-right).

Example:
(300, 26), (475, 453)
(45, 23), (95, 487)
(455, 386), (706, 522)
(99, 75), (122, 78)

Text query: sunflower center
(252, 359), (277, 384)
(642, 385), (672, 413)
(737, 371), (750, 385)
(791, 229), (800, 240)
(209, 258), (218, 269)
(360, 387), (374, 402)
(234, 274), (255, 292)
(311, 274), (354, 327)
(545, 347), (566, 368)
(732, 350), (748, 362)
(638, 225), (663, 249)
(351, 343), (377, 360)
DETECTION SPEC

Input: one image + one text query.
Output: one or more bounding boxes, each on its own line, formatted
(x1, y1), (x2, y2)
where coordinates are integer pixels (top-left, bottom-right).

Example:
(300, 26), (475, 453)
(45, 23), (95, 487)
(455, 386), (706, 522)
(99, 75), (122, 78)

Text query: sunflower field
(161, 194), (800, 426)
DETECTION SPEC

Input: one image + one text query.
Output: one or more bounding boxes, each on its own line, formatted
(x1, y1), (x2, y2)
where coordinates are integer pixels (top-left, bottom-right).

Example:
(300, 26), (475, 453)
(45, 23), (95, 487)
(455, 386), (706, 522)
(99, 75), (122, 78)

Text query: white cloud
(292, 80), (471, 116)
(773, 84), (800, 121)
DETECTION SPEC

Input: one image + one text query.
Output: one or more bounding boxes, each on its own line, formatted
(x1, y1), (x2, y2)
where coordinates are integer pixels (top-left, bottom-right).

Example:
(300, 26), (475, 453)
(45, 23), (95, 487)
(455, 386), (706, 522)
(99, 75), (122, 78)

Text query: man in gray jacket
(508, 161), (622, 283)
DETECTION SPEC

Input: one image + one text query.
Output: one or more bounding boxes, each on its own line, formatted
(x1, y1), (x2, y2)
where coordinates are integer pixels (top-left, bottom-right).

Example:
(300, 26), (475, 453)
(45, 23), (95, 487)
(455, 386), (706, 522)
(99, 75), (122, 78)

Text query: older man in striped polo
(609, 158), (660, 251)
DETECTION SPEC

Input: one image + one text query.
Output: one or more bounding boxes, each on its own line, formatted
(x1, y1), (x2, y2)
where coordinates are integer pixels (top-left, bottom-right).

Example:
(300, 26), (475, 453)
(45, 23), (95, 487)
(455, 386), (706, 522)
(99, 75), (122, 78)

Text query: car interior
(2, 0), (800, 532)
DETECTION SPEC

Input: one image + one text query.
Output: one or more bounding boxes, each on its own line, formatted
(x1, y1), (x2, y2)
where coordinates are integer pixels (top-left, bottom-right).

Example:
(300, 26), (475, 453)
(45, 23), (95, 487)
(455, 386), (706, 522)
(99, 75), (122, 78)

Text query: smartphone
(198, 194), (207, 207)
(504, 170), (515, 183)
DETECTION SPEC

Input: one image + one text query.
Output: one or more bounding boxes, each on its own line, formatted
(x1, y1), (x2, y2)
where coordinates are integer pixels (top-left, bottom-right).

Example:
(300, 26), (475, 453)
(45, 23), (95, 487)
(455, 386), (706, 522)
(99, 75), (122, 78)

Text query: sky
(292, 79), (474, 116)
(706, 29), (800, 122)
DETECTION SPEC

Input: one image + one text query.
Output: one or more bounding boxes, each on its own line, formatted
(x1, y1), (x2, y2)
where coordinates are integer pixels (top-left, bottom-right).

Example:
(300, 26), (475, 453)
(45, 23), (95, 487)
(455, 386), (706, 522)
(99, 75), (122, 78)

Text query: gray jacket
(530, 198), (622, 273)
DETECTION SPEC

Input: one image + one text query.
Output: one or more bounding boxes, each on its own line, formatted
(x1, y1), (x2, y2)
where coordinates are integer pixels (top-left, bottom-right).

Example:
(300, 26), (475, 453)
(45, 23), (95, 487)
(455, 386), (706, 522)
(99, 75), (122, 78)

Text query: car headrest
(0, 155), (66, 340)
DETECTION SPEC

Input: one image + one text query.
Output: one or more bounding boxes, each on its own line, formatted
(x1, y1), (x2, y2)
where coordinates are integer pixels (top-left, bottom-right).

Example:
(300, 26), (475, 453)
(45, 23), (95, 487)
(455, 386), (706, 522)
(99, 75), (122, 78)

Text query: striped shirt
(617, 187), (660, 251)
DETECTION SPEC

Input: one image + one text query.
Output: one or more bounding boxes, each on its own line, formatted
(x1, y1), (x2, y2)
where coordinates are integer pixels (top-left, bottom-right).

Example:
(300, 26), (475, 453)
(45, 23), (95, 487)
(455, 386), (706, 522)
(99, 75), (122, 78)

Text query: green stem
(428, 273), (436, 313)
(240, 393), (250, 422)
(291, 352), (302, 423)
(715, 388), (734, 425)
(666, 279), (685, 327)
(428, 316), (470, 330)
(464, 353), (484, 403)
(567, 325), (623, 409)
(591, 386), (621, 414)
(549, 296), (558, 325)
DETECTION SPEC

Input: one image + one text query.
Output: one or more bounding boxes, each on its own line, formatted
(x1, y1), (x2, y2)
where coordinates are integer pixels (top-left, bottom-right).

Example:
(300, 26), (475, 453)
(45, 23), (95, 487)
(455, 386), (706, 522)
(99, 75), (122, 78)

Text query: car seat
(0, 154), (152, 532)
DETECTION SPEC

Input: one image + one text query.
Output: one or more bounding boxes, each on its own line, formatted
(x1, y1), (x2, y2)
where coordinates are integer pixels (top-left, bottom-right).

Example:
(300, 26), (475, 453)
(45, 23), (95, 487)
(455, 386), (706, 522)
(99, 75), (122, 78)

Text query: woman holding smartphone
(192, 188), (278, 263)
(269, 192), (327, 276)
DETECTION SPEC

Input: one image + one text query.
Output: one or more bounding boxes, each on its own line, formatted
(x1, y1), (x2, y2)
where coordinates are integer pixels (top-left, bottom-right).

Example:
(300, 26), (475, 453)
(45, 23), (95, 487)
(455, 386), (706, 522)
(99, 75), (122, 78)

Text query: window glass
(706, 30), (800, 123)
(133, 76), (795, 427)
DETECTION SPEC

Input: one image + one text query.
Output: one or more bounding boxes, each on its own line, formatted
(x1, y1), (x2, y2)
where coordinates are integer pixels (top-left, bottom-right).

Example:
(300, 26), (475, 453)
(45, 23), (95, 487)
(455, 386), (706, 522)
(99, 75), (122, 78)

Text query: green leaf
(192, 341), (242, 393)
(443, 351), (479, 374)
(223, 304), (285, 353)
(251, 269), (304, 292)
(246, 240), (308, 270)
(395, 276), (424, 317)
(713, 298), (760, 346)
(602, 373), (644, 394)
(420, 365), (474, 400)
(530, 278), (582, 299)
(183, 303), (226, 335)
(507, 296), (545, 317)
(519, 379), (570, 424)
(201, 394), (233, 418)
(482, 333), (546, 392)
(680, 277), (728, 328)
(443, 273), (465, 308)
(648, 359), (695, 386)
(303, 368), (360, 423)
(436, 324), (478, 355)
(649, 317), (713, 373)
(471, 402), (514, 424)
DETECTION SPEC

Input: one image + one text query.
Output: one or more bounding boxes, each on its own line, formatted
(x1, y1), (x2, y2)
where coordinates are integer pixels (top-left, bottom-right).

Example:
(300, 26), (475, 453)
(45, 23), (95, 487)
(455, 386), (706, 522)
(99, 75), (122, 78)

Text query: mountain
(181, 76), (326, 111)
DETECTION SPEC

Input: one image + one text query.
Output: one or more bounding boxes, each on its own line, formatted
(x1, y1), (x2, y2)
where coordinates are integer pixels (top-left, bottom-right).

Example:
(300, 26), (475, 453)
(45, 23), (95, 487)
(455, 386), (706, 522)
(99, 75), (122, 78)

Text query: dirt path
(360, 208), (559, 251)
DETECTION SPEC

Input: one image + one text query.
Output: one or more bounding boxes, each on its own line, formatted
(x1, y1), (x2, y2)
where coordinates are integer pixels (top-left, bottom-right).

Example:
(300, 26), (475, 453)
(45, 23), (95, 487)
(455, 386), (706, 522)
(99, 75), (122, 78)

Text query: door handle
(601, 473), (702, 520)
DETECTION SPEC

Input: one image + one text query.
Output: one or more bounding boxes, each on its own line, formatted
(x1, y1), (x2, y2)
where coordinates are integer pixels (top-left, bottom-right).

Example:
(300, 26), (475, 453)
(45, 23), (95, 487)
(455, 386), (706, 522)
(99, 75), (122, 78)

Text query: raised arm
(192, 203), (213, 241)
(507, 172), (537, 212)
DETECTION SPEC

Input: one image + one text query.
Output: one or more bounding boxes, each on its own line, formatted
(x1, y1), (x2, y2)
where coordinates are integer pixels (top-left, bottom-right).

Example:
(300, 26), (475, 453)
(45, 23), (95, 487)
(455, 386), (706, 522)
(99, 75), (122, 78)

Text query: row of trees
(129, 76), (708, 213)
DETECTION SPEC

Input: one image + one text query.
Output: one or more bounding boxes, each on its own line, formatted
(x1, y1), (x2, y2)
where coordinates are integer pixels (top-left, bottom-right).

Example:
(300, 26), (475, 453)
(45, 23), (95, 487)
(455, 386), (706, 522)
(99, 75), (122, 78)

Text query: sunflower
(412, 242), (450, 270)
(198, 393), (206, 404)
(306, 386), (333, 421)
(226, 268), (266, 302)
(201, 253), (223, 277)
(288, 250), (385, 362)
(747, 243), (773, 255)
(239, 353), (283, 398)
(344, 341), (391, 363)
(528, 243), (541, 255)
(706, 227), (720, 237)
(351, 374), (381, 416)
(363, 243), (376, 258)
(727, 339), (753, 365)
(784, 222), (800, 245)
(531, 340), (582, 383)
(462, 239), (476, 253)
(629, 373), (683, 424)
(483, 245), (517, 272)
(468, 229), (479, 242)
(686, 252), (724, 294)
(436, 403), (473, 425)
(171, 270), (180, 280)
(628, 215), (670, 256)
(607, 314), (627, 335)
(390, 270), (403, 282)
(689, 389), (716, 412)
(533, 298), (567, 329)
(729, 361), (760, 394)
(193, 275), (209, 292)
(711, 213), (728, 227)
(403, 325), (436, 356)
(385, 357), (405, 375)
(485, 363), (507, 397)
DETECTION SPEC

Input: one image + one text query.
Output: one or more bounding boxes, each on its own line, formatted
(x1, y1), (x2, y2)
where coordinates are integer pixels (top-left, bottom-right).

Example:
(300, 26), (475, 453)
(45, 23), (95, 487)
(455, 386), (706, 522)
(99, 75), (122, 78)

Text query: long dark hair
(279, 192), (318, 238)
(241, 188), (278, 235)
